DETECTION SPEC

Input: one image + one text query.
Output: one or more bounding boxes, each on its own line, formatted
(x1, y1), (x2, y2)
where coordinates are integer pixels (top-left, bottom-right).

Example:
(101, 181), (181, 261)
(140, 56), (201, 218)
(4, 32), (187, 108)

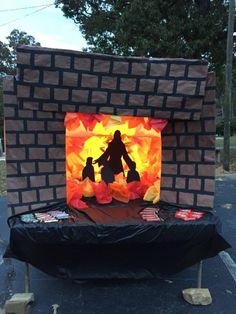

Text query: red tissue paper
(67, 178), (87, 209)
(94, 181), (113, 204)
(69, 194), (87, 209)
(127, 181), (147, 200)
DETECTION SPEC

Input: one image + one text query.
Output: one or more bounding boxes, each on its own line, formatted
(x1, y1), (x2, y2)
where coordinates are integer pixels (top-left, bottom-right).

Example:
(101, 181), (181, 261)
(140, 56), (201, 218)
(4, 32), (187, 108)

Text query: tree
(0, 29), (40, 76)
(0, 29), (40, 143)
(55, 0), (229, 74)
(0, 41), (12, 76)
(0, 79), (3, 143)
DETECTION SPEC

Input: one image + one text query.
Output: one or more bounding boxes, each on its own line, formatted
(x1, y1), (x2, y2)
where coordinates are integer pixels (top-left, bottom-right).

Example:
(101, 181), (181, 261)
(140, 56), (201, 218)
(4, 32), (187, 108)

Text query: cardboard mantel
(4, 46), (216, 215)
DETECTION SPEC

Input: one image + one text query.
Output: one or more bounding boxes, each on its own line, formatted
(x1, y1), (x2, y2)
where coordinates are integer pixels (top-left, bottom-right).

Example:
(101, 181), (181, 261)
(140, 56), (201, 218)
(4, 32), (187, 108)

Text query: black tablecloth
(5, 200), (230, 279)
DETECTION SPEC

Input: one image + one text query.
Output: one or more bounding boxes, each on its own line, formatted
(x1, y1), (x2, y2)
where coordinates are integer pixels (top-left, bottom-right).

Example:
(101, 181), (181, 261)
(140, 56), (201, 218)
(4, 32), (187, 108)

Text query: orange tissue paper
(109, 179), (130, 203)
(82, 177), (95, 197)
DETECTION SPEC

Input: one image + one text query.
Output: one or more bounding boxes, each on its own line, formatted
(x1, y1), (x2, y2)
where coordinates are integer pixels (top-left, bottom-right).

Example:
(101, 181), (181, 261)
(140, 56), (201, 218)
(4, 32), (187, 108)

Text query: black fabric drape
(4, 200), (230, 280)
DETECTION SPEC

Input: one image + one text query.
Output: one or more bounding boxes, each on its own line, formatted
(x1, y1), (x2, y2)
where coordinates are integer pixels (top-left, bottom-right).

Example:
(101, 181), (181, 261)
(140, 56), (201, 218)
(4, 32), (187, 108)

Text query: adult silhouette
(94, 130), (133, 175)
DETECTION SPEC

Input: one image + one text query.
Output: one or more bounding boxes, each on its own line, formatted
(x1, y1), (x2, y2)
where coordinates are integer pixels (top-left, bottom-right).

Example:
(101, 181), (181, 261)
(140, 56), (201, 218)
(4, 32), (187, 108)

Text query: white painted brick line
(219, 251), (236, 283)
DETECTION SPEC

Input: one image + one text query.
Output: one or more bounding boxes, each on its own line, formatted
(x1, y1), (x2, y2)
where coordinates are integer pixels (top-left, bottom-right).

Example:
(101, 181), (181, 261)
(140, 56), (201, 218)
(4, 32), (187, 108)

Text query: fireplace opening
(65, 112), (167, 208)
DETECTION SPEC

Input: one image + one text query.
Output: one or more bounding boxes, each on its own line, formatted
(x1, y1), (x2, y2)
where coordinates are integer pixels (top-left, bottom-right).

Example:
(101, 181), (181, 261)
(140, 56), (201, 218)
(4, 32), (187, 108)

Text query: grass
(230, 159), (236, 171)
(216, 134), (236, 147)
(0, 160), (6, 196)
(215, 135), (236, 171)
(224, 151), (236, 172)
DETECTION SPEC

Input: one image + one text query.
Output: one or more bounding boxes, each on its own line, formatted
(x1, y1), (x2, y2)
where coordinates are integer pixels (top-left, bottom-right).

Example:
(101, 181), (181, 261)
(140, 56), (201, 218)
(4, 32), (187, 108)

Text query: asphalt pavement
(0, 175), (236, 314)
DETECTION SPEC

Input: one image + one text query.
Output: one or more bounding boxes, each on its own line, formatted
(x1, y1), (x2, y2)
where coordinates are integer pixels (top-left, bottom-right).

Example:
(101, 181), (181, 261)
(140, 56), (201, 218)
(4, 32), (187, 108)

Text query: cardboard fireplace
(3, 46), (216, 214)
(4, 46), (230, 280)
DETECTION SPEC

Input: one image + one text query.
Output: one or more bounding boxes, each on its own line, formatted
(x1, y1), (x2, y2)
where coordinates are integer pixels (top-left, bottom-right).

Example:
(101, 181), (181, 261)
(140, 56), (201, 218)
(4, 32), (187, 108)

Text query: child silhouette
(101, 160), (115, 184)
(127, 161), (140, 183)
(82, 157), (95, 182)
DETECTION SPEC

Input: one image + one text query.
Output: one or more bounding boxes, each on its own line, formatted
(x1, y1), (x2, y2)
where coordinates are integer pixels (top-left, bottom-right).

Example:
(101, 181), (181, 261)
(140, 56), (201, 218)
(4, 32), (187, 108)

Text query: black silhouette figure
(94, 130), (133, 175)
(82, 157), (95, 182)
(127, 161), (140, 183)
(101, 160), (115, 184)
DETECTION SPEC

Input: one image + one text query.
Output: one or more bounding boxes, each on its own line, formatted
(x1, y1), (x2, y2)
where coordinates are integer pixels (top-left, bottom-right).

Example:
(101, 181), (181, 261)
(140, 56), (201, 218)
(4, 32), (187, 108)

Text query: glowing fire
(65, 113), (167, 208)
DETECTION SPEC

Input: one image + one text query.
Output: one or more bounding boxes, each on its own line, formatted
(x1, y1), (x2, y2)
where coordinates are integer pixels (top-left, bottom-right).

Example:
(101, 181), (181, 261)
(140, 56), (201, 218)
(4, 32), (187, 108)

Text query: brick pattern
(3, 76), (66, 215)
(160, 73), (216, 209)
(17, 46), (208, 120)
(3, 47), (216, 214)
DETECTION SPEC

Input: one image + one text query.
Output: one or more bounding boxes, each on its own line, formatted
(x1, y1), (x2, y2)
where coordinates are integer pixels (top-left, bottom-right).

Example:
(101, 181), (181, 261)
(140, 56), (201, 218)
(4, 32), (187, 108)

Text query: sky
(0, 0), (87, 51)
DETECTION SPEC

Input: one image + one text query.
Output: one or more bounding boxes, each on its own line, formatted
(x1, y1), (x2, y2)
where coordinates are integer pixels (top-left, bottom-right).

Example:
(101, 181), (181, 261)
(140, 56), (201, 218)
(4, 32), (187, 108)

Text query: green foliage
(216, 56), (236, 120)
(216, 118), (236, 136)
(55, 0), (229, 74)
(7, 29), (40, 74)
(56, 0), (235, 115)
(0, 79), (3, 140)
(216, 120), (224, 136)
(231, 118), (236, 135)
(0, 29), (40, 144)
(0, 160), (7, 196)
(0, 29), (40, 77)
(0, 41), (13, 76)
